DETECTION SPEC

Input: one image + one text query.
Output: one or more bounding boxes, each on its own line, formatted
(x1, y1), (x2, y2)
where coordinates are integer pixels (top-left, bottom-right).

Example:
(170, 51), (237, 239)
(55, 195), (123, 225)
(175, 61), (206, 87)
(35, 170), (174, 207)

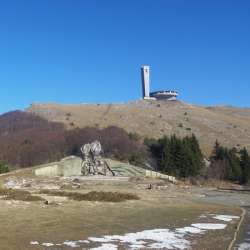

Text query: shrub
(129, 152), (145, 166)
(128, 132), (141, 141)
(0, 161), (9, 174)
(39, 190), (139, 202)
(0, 188), (44, 201)
(178, 123), (183, 128)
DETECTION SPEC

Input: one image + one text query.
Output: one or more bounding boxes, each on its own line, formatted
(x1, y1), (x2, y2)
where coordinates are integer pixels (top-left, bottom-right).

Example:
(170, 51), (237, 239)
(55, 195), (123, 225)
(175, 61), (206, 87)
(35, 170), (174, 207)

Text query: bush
(0, 188), (44, 201)
(39, 190), (139, 202)
(129, 152), (145, 166)
(128, 132), (141, 141)
(0, 161), (9, 174)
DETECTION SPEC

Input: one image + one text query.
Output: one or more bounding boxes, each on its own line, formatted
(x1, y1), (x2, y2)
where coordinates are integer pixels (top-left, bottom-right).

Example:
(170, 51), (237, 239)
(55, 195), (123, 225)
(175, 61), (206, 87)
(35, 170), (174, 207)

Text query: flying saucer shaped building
(141, 65), (179, 101)
(150, 90), (178, 101)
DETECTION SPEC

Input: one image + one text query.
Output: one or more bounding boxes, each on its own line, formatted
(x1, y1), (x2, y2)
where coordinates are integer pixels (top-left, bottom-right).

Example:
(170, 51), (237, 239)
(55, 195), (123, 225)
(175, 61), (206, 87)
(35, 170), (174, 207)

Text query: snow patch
(238, 242), (250, 250)
(88, 228), (191, 250)
(30, 213), (238, 249)
(30, 241), (39, 245)
(192, 223), (226, 230)
(213, 215), (240, 222)
(176, 226), (204, 234)
(63, 241), (80, 247)
(90, 243), (118, 250)
(78, 240), (90, 243)
(42, 242), (54, 246)
(199, 214), (207, 218)
(88, 237), (111, 243)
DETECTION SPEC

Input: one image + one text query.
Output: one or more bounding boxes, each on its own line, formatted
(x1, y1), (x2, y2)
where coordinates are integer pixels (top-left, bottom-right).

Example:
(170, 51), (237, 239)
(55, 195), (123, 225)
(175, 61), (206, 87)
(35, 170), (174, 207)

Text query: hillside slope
(27, 100), (250, 155)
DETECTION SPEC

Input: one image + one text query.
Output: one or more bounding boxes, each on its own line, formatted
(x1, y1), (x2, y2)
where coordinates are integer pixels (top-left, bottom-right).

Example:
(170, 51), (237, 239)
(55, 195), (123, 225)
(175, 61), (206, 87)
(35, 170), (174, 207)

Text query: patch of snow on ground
(78, 240), (90, 243)
(176, 226), (204, 234)
(237, 242), (250, 250)
(192, 223), (226, 230)
(63, 241), (80, 247)
(42, 243), (54, 246)
(30, 241), (39, 245)
(199, 214), (207, 218)
(88, 237), (111, 243)
(213, 215), (240, 222)
(90, 243), (118, 250)
(31, 213), (238, 249)
(88, 228), (191, 250)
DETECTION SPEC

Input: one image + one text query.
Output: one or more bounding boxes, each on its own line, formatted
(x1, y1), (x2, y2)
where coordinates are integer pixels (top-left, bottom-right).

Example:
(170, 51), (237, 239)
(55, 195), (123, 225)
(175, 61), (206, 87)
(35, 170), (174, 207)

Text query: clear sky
(0, 0), (250, 113)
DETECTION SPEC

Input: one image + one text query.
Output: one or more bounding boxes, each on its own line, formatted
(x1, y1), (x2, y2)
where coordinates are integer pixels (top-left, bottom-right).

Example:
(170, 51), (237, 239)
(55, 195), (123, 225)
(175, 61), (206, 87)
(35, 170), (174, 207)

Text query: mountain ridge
(27, 100), (250, 156)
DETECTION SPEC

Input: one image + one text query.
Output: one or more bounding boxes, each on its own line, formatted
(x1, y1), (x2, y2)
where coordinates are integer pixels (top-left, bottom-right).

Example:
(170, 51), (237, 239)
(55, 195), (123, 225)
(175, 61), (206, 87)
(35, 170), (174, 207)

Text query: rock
(72, 178), (80, 183)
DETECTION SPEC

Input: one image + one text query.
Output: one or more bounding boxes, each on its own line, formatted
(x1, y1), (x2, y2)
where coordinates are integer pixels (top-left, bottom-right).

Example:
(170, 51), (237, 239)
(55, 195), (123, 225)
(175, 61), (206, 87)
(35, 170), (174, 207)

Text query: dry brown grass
(0, 188), (45, 201)
(39, 189), (139, 202)
(28, 101), (250, 156)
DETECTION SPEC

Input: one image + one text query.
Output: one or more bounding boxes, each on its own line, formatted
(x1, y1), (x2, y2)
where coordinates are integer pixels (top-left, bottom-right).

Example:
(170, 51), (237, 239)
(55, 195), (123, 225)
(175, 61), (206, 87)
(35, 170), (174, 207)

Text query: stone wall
(145, 170), (177, 183)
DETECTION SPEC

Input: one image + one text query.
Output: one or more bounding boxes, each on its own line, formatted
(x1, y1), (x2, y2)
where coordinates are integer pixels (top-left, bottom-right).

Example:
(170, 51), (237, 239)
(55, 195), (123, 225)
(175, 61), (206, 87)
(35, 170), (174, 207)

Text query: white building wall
(141, 65), (150, 98)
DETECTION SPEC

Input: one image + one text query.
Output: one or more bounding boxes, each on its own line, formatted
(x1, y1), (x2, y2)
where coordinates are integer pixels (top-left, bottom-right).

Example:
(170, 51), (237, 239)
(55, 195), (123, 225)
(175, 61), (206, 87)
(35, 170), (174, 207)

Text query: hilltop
(27, 100), (250, 156)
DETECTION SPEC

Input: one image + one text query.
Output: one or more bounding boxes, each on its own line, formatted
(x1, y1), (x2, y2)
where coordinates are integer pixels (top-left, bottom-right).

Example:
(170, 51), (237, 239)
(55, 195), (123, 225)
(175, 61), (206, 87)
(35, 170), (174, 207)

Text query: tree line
(0, 111), (146, 169)
(146, 135), (250, 184)
(145, 134), (204, 178)
(0, 110), (249, 185)
(209, 141), (250, 184)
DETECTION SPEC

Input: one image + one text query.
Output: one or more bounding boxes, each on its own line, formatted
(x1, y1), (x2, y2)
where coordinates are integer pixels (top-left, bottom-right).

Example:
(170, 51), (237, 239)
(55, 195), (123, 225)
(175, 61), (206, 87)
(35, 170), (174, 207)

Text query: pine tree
(239, 148), (250, 184)
(210, 140), (226, 161)
(228, 148), (241, 181)
(146, 134), (204, 178)
(210, 141), (243, 182)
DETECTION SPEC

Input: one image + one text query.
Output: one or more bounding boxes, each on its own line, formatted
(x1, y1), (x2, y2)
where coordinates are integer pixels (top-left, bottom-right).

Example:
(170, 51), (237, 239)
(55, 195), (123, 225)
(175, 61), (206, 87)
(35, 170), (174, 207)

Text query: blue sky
(0, 0), (250, 113)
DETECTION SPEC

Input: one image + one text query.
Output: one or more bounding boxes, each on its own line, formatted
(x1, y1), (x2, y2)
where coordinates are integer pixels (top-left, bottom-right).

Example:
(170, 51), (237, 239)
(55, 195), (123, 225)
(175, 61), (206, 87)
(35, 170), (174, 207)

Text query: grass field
(0, 169), (242, 250)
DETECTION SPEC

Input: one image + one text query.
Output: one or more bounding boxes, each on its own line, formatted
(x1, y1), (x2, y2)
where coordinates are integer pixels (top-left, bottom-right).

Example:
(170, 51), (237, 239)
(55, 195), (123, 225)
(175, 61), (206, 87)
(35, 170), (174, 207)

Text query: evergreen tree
(146, 134), (204, 178)
(228, 148), (241, 181)
(0, 161), (9, 174)
(239, 148), (250, 184)
(210, 140), (226, 161)
(210, 141), (242, 182)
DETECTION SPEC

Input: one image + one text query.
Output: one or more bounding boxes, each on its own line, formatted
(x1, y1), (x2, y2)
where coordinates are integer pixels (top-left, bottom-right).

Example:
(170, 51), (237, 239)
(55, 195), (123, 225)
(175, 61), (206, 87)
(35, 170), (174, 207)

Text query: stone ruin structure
(80, 141), (114, 176)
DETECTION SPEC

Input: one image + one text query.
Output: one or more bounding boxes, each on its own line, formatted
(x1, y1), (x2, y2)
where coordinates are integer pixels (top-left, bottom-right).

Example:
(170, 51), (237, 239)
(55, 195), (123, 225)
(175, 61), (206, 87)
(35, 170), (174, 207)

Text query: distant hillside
(27, 100), (250, 156)
(0, 111), (66, 167)
(0, 111), (144, 168)
(0, 110), (64, 136)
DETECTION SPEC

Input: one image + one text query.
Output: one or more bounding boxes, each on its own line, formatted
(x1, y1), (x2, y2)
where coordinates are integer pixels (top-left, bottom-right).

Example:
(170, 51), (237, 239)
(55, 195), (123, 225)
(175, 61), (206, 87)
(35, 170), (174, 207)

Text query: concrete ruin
(34, 156), (176, 183)
(34, 156), (82, 177)
(34, 140), (176, 182)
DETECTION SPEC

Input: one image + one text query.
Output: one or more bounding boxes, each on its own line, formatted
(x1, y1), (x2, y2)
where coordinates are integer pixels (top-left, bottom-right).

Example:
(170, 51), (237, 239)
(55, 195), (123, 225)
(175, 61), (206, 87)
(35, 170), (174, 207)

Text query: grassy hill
(27, 100), (250, 156)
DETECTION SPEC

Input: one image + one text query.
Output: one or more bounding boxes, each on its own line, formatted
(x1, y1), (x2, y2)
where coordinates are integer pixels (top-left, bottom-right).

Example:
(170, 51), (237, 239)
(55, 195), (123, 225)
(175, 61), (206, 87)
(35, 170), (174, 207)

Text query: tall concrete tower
(141, 65), (150, 99)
